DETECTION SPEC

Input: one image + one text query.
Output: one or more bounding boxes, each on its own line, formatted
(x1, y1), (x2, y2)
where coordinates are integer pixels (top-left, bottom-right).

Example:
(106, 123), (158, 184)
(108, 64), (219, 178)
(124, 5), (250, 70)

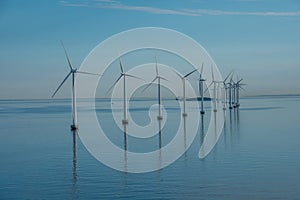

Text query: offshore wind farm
(1, 1), (300, 199)
(2, 38), (299, 199)
(52, 46), (245, 133)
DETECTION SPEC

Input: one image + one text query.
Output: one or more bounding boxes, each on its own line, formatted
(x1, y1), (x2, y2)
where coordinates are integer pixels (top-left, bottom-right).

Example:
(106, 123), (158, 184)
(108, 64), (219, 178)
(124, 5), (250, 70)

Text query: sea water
(0, 96), (300, 199)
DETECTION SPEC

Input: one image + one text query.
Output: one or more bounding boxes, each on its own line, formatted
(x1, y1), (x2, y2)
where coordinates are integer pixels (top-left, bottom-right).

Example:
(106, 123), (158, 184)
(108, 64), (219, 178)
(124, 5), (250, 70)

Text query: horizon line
(1, 93), (300, 101)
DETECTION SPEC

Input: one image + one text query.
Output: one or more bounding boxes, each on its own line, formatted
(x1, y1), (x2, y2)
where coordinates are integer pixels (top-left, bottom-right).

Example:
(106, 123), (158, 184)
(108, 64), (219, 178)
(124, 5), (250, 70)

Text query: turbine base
(182, 113), (188, 117)
(70, 124), (78, 130)
(200, 111), (205, 115)
(213, 109), (217, 112)
(157, 116), (163, 120)
(122, 119), (129, 125)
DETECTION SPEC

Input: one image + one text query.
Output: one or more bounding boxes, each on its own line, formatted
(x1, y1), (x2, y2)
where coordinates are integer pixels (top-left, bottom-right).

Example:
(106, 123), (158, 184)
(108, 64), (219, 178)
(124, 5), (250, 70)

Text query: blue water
(1, 96), (300, 199)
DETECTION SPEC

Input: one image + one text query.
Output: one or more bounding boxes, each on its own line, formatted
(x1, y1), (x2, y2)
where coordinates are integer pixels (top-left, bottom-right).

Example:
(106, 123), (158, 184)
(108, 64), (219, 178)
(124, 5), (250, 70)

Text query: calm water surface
(0, 96), (300, 199)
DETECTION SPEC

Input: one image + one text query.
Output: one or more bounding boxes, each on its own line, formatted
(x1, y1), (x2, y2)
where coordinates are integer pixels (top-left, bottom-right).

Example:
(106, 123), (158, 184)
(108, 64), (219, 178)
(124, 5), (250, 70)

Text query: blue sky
(0, 0), (300, 99)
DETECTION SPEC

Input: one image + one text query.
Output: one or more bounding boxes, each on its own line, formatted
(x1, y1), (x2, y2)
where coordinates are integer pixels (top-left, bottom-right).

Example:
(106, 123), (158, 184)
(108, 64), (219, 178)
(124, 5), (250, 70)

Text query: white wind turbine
(235, 77), (246, 108)
(143, 55), (168, 121)
(228, 77), (235, 109)
(52, 41), (100, 130)
(107, 54), (142, 125)
(174, 68), (197, 117)
(198, 64), (206, 115)
(231, 76), (238, 108)
(221, 71), (233, 110)
(205, 65), (221, 112)
(232, 78), (237, 108)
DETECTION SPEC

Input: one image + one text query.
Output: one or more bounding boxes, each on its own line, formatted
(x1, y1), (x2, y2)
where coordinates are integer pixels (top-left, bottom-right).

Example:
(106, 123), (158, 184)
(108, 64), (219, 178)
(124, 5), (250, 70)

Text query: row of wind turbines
(52, 43), (245, 130)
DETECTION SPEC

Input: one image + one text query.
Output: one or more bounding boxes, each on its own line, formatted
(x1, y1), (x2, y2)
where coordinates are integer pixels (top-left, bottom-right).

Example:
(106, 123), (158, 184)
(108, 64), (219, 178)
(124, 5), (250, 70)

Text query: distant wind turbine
(235, 77), (246, 108)
(52, 41), (100, 130)
(222, 71), (233, 110)
(205, 65), (221, 112)
(143, 55), (168, 121)
(198, 64), (206, 115)
(174, 68), (197, 117)
(107, 53), (142, 125)
(232, 79), (237, 108)
(227, 75), (235, 110)
(231, 75), (241, 108)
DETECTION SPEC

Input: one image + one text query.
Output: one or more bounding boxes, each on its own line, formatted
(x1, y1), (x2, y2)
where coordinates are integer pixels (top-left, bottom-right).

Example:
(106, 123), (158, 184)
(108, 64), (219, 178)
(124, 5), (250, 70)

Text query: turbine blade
(184, 69), (197, 78)
(173, 69), (183, 79)
(200, 63), (204, 75)
(223, 70), (233, 83)
(229, 71), (234, 84)
(60, 40), (73, 71)
(125, 73), (144, 81)
(159, 76), (169, 82)
(211, 64), (215, 81)
(240, 86), (247, 92)
(117, 50), (124, 73)
(119, 58), (124, 73)
(155, 54), (158, 76)
(106, 74), (123, 94)
(203, 82), (213, 93)
(230, 77), (235, 84)
(52, 72), (72, 98)
(142, 77), (157, 92)
(76, 71), (101, 76)
(237, 78), (243, 84)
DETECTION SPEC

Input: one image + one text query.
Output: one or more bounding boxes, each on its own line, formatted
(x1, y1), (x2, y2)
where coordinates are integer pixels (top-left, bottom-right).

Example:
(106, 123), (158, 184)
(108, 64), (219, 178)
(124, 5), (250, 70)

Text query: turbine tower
(232, 79), (237, 108)
(235, 78), (245, 108)
(174, 68), (197, 117)
(107, 53), (141, 125)
(52, 41), (100, 130)
(143, 55), (168, 121)
(228, 77), (234, 109)
(206, 65), (221, 112)
(198, 64), (206, 115)
(222, 71), (233, 110)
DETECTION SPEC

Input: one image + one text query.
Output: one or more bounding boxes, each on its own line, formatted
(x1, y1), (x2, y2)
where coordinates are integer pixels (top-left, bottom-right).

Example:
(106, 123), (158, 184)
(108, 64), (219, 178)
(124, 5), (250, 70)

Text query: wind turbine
(52, 41), (100, 130)
(221, 71), (233, 110)
(227, 73), (237, 110)
(143, 55), (168, 121)
(232, 78), (238, 108)
(198, 64), (206, 115)
(107, 53), (142, 125)
(205, 65), (221, 112)
(174, 68), (197, 117)
(235, 78), (246, 108)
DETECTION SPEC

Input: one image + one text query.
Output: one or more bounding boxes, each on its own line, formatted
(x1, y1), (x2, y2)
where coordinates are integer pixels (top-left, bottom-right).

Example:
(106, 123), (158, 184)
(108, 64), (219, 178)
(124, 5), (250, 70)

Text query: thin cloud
(184, 9), (300, 16)
(59, 0), (198, 16)
(59, 0), (300, 17)
(96, 4), (199, 16)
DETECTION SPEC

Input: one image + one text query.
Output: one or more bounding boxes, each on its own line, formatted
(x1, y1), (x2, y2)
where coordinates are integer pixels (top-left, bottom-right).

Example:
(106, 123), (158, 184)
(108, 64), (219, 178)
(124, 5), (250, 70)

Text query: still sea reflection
(0, 96), (300, 199)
